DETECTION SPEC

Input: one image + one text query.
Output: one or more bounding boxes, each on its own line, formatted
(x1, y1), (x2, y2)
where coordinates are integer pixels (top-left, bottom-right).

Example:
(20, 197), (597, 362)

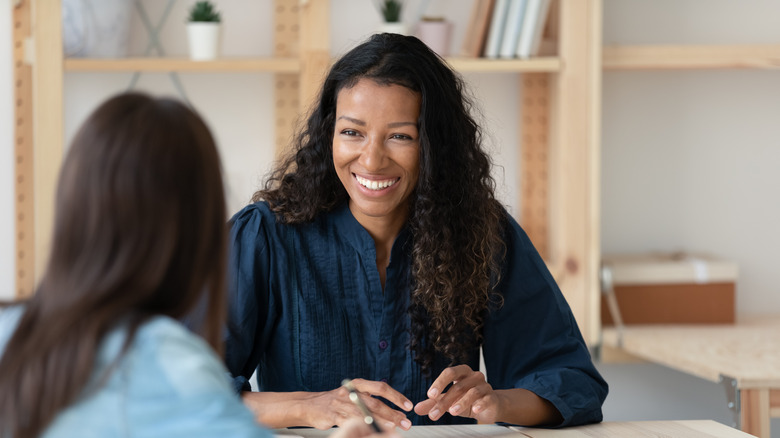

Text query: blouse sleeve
(482, 213), (608, 427)
(224, 204), (275, 393)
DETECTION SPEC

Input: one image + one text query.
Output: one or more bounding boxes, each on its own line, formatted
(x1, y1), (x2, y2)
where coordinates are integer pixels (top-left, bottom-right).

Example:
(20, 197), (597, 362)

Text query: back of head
(0, 92), (227, 438)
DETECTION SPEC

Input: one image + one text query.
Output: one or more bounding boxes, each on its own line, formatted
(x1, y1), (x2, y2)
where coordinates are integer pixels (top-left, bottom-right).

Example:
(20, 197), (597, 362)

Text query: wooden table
(274, 420), (756, 437)
(602, 315), (780, 438)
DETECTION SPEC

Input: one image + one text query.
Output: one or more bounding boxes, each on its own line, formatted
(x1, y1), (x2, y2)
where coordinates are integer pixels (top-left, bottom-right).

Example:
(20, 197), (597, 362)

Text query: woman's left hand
(413, 365), (502, 423)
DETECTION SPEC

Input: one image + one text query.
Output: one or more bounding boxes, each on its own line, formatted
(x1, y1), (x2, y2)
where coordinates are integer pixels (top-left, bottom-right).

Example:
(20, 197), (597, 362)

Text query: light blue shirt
(0, 306), (271, 438)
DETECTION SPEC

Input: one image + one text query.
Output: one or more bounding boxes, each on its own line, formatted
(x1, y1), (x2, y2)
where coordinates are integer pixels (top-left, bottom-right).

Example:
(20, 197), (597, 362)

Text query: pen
(341, 378), (382, 433)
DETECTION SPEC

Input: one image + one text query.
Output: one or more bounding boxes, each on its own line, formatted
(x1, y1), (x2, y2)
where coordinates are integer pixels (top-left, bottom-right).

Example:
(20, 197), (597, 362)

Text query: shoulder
(0, 305), (25, 357)
(131, 316), (231, 397)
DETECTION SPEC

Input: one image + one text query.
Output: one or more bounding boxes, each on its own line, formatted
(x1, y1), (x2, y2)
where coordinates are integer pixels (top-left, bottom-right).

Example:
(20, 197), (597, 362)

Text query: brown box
(601, 253), (738, 325)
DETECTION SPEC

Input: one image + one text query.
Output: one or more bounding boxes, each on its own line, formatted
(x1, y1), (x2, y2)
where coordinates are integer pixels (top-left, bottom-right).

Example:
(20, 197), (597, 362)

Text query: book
(515, 0), (552, 58)
(459, 0), (496, 58)
(498, 0), (527, 59)
(482, 0), (511, 59)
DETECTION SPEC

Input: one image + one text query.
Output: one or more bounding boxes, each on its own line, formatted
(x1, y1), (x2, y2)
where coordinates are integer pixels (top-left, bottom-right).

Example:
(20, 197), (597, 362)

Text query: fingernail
(385, 421), (396, 429)
(429, 409), (440, 420)
(404, 401), (413, 410)
(401, 419), (412, 429)
(428, 388), (438, 398)
(473, 404), (482, 413)
(450, 404), (461, 415)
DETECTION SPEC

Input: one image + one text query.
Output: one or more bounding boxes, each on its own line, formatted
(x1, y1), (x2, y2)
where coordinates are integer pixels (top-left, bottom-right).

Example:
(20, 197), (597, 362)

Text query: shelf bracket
(128, 0), (191, 105)
(719, 374), (741, 430)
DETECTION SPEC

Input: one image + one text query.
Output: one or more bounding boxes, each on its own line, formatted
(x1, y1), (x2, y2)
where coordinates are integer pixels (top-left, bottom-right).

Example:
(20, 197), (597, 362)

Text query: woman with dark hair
(226, 33), (607, 431)
(0, 93), (386, 438)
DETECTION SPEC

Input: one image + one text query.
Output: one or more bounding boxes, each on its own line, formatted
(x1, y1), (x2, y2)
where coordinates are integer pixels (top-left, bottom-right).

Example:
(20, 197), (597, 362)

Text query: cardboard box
(601, 253), (738, 325)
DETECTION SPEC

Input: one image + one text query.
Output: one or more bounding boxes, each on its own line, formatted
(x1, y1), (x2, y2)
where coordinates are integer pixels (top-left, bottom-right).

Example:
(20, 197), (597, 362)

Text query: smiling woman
(223, 33), (607, 432)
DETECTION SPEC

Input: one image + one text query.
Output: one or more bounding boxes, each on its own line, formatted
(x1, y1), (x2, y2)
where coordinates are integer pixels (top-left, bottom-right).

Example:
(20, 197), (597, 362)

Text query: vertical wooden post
(741, 388), (771, 438)
(274, 0), (301, 157)
(298, 0), (330, 113)
(31, 0), (64, 291)
(520, 73), (550, 260)
(13, 0), (34, 298)
(548, 0), (602, 345)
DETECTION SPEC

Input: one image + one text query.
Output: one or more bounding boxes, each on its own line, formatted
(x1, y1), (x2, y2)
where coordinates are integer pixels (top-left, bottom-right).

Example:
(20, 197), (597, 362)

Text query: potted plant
(187, 0), (222, 60)
(376, 0), (406, 35)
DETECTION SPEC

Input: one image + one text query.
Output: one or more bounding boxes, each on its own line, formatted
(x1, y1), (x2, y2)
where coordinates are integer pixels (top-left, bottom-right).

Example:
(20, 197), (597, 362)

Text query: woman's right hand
(241, 379), (413, 431)
(302, 379), (413, 431)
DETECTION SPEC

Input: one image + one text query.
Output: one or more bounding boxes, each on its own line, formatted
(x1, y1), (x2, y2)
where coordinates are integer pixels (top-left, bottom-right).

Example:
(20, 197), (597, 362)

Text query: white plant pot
(187, 22), (222, 61)
(377, 21), (408, 35)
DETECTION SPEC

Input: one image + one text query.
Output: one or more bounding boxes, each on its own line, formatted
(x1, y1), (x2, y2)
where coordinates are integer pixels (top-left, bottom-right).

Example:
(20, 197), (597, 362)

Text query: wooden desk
(602, 315), (780, 438)
(274, 420), (756, 437)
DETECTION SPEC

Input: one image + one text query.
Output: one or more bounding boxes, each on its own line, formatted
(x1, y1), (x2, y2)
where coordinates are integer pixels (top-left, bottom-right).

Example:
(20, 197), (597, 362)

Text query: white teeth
(355, 175), (397, 191)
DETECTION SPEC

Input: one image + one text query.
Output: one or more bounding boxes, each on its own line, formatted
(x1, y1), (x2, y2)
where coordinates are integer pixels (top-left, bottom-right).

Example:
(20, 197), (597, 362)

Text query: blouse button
(379, 340), (388, 350)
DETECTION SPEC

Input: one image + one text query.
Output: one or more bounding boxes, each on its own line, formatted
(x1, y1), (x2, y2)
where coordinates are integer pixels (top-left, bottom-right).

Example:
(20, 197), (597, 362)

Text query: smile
(355, 174), (399, 191)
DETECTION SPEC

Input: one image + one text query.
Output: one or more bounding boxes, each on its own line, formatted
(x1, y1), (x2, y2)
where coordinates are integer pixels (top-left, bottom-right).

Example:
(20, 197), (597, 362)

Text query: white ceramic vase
(187, 22), (222, 61)
(416, 19), (452, 57)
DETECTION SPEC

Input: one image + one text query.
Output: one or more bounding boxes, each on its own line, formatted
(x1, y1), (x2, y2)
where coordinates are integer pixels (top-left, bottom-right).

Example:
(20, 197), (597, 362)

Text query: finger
(361, 393), (413, 431)
(429, 371), (487, 420)
(351, 378), (414, 412)
(426, 365), (473, 399)
(447, 386), (493, 418)
(413, 398), (436, 416)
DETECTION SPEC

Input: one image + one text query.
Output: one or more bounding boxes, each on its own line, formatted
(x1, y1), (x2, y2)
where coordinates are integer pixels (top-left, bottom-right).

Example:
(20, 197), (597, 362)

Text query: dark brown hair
(0, 92), (228, 438)
(255, 33), (505, 374)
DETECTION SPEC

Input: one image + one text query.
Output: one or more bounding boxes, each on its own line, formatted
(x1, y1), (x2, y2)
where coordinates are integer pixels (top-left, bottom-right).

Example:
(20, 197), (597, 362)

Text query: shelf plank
(603, 44), (780, 70)
(447, 56), (561, 72)
(64, 57), (301, 73)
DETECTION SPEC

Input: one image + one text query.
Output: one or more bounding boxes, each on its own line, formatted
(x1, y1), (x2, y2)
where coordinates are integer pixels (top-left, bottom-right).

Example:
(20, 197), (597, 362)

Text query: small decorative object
(416, 16), (452, 57)
(186, 0), (222, 61)
(376, 0), (407, 35)
(62, 0), (131, 58)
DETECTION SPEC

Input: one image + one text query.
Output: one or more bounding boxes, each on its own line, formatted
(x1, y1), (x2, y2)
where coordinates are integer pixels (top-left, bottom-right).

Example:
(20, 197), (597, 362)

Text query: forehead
(336, 78), (420, 108)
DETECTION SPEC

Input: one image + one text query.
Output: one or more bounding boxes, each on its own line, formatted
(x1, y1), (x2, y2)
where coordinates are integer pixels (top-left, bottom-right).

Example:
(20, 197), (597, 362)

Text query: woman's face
(333, 78), (421, 227)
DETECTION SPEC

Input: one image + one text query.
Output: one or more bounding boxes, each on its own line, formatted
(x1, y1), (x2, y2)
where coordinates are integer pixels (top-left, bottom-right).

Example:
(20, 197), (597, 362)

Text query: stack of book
(460, 0), (552, 59)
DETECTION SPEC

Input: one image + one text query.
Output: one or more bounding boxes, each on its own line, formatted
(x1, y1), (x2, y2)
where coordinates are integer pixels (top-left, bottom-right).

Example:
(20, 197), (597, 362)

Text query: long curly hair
(256, 33), (506, 374)
(0, 93), (228, 438)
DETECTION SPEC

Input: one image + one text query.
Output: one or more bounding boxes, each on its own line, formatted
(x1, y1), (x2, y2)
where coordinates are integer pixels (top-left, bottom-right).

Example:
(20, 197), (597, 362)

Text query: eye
(341, 129), (360, 136)
(390, 133), (414, 141)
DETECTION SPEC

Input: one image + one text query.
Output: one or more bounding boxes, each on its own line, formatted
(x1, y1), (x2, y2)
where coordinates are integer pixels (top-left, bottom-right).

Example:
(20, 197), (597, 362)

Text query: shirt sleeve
(131, 320), (273, 438)
(224, 204), (275, 393)
(482, 213), (608, 427)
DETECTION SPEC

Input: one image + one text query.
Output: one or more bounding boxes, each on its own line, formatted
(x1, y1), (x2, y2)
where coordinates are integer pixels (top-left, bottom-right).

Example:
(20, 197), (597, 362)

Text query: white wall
(1, 0), (779, 434)
(0, 0), (14, 300)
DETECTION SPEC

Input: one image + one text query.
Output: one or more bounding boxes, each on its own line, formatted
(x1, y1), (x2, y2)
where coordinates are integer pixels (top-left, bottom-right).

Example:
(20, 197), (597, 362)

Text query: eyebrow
(336, 116), (417, 129)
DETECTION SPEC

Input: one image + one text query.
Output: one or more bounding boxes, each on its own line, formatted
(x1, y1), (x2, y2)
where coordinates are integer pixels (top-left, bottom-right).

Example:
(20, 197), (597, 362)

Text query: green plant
(188, 1), (221, 23)
(377, 0), (403, 23)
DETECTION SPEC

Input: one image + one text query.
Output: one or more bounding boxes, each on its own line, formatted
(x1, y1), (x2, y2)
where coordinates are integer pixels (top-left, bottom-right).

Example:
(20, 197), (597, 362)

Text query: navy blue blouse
(225, 201), (607, 426)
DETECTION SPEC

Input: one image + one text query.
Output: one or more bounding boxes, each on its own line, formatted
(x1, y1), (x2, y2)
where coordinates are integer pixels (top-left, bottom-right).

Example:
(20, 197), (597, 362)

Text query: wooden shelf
(603, 44), (780, 70)
(64, 57), (301, 73)
(63, 56), (561, 74)
(446, 56), (562, 72)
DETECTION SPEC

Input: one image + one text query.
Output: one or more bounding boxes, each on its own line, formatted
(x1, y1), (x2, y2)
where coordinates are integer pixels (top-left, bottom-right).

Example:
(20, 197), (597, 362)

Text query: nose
(360, 136), (386, 171)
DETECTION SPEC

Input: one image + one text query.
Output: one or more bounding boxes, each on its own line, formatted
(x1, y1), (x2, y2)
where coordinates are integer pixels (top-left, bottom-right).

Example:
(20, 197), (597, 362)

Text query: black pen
(341, 378), (382, 433)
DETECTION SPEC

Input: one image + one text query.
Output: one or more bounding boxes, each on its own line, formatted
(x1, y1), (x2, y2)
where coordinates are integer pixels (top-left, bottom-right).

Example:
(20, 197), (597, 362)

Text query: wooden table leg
(741, 388), (770, 438)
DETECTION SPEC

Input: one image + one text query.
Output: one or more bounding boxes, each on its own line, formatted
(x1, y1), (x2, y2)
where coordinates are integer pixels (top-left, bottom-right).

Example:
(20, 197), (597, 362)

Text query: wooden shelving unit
(603, 44), (780, 70)
(16, 0), (603, 346)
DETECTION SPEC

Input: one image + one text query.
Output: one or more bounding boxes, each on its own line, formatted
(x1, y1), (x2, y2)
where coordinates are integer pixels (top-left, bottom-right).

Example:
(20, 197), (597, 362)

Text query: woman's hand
(242, 379), (413, 431)
(413, 365), (502, 424)
(413, 365), (564, 426)
(329, 418), (401, 438)
(303, 379), (413, 430)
